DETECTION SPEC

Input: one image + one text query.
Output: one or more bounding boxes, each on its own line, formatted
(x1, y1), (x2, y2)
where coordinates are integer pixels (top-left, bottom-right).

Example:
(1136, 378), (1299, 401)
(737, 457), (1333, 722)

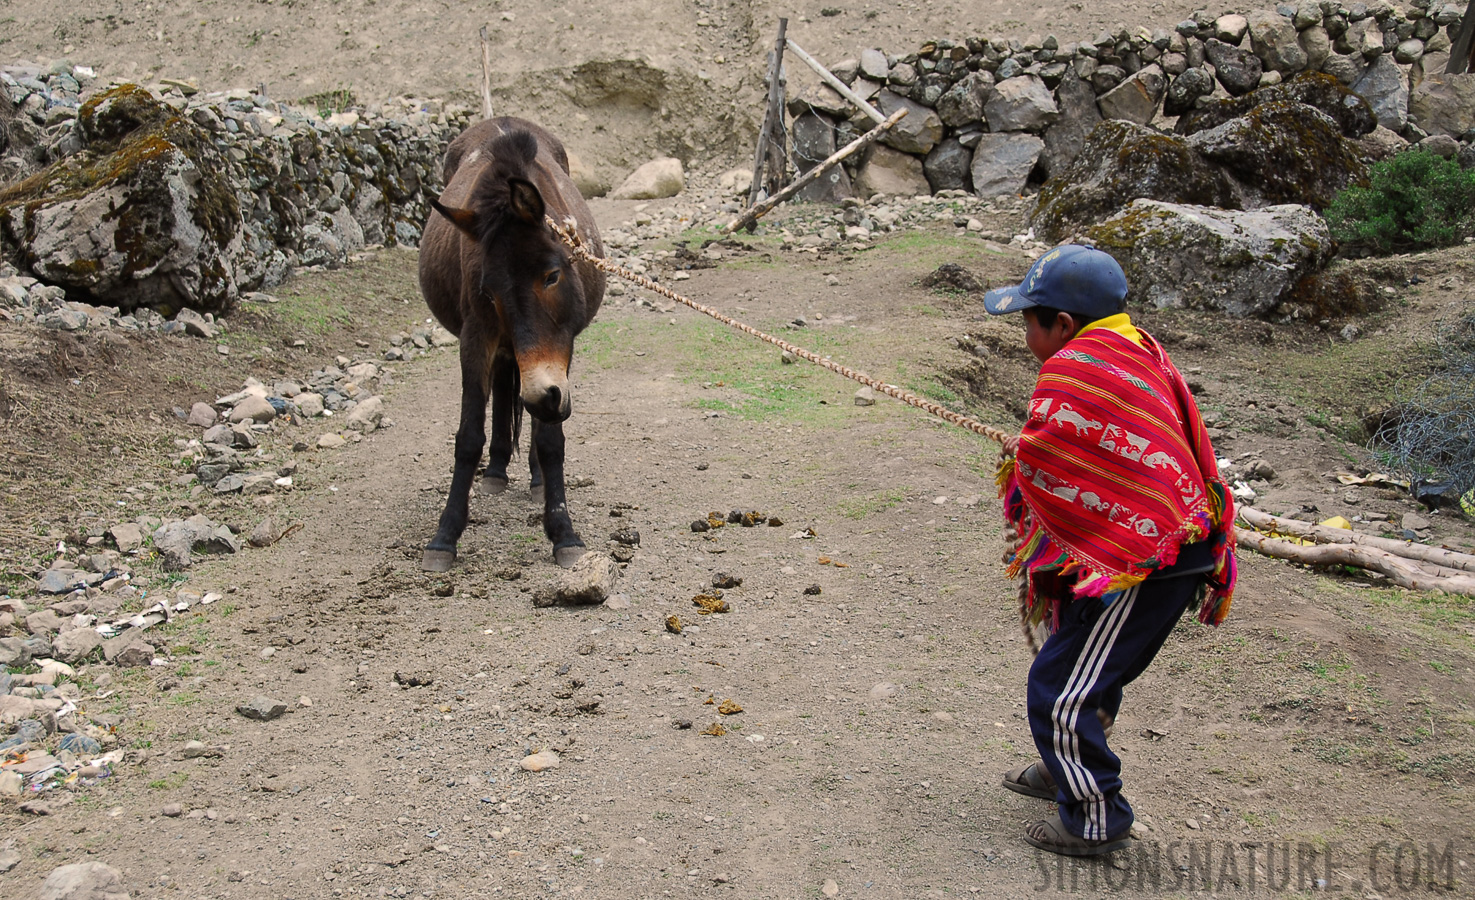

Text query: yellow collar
(1076, 313), (1142, 347)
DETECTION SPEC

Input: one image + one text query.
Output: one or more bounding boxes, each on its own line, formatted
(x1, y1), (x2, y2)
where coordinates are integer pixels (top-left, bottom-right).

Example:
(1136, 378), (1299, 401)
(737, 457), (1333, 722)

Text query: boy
(984, 245), (1237, 856)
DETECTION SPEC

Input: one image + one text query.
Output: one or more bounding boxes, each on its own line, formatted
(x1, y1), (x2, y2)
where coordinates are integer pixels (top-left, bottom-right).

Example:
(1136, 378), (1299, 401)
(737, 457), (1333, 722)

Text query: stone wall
(793, 2), (1473, 200)
(1, 66), (474, 309)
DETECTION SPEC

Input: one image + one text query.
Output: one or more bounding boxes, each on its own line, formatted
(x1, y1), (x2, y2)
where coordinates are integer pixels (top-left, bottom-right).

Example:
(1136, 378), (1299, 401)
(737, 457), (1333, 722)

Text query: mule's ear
(431, 197), (479, 237)
(507, 178), (546, 225)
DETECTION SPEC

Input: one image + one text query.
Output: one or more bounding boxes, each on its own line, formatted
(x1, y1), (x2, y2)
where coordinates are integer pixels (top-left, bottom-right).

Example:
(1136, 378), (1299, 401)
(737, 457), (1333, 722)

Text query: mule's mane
(466, 129), (541, 241)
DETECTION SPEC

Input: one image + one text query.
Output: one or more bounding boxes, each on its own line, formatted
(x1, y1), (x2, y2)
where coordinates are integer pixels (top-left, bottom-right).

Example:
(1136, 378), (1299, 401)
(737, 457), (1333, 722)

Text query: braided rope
(547, 215), (1013, 446)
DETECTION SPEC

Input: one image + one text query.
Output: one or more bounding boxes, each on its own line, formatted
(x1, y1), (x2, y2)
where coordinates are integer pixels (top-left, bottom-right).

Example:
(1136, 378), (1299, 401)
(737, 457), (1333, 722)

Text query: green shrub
(1325, 149), (1475, 255)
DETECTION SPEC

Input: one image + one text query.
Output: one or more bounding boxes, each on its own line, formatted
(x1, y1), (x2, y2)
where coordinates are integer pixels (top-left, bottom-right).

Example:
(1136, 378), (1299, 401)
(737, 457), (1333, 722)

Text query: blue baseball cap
(983, 245), (1129, 319)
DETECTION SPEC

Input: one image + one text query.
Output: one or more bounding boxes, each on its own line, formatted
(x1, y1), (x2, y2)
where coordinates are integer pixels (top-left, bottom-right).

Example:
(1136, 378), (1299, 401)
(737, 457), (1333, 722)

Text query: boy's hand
(1001, 435), (1020, 458)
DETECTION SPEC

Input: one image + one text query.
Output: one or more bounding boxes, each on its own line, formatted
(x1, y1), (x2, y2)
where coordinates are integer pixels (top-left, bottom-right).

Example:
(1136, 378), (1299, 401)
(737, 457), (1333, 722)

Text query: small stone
(533, 552), (619, 607)
(101, 632), (153, 668)
(1402, 512), (1432, 532)
(236, 695), (288, 721)
(37, 862), (129, 900)
(317, 433), (347, 449)
(186, 402), (217, 427)
(161, 803), (184, 817)
(520, 749), (561, 772)
(823, 879), (840, 897)
(869, 682), (898, 699)
(1186, 818), (1200, 830)
(712, 572), (742, 588)
(229, 394), (276, 424)
(853, 386), (877, 406)
(603, 593), (632, 610)
(109, 522), (143, 553)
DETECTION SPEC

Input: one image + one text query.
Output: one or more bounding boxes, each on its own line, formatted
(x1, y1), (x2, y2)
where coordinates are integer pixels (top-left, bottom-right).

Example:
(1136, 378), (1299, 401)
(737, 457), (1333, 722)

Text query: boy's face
(1023, 309), (1079, 363)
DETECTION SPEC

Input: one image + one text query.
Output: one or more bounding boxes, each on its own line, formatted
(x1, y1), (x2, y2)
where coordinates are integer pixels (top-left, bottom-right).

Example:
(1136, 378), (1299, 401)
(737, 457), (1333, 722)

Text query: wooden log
(1237, 531), (1475, 596)
(1447, 0), (1475, 74)
(747, 18), (789, 210)
(1237, 507), (1475, 574)
(720, 108), (908, 235)
(784, 40), (886, 125)
(479, 25), (495, 119)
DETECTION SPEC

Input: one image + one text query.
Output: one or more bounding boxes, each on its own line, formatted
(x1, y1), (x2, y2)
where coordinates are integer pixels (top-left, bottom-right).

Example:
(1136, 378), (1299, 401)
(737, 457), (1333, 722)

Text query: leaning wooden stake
(747, 18), (790, 210)
(721, 108), (907, 234)
(1238, 507), (1475, 574)
(785, 40), (886, 125)
(479, 25), (495, 119)
(1237, 531), (1475, 596)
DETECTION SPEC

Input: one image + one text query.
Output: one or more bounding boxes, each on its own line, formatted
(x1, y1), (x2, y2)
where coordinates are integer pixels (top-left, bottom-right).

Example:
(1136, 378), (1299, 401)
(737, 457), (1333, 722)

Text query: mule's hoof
(421, 549), (456, 572)
(530, 484), (546, 505)
(480, 475), (509, 495)
(554, 545), (588, 568)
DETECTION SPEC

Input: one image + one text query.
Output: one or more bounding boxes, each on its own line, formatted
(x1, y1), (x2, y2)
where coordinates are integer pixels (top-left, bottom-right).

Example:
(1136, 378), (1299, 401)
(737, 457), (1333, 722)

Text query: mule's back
(419, 117), (601, 339)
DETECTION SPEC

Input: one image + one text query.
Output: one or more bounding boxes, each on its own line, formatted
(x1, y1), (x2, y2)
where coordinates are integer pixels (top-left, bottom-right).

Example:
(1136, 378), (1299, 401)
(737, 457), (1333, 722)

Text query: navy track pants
(1026, 575), (1201, 841)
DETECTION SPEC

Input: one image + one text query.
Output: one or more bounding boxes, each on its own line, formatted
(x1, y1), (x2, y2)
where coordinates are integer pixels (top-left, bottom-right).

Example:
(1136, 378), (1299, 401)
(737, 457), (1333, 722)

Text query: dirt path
(5, 201), (1475, 897)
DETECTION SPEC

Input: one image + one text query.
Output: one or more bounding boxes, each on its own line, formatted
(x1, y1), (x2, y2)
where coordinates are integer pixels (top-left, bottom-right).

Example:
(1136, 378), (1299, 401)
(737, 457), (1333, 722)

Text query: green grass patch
(272, 292), (355, 335)
(838, 487), (908, 519)
(869, 231), (985, 272)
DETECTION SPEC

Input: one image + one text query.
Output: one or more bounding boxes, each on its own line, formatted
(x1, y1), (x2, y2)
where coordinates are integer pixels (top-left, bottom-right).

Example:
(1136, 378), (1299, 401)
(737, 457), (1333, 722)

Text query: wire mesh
(1376, 315), (1475, 499)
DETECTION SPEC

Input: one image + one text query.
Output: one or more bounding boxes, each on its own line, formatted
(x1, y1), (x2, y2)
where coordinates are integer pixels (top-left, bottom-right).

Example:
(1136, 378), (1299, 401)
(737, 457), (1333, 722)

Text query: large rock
(1031, 121), (1238, 243)
(984, 76), (1059, 133)
(1205, 39), (1265, 95)
(924, 138), (973, 193)
(1299, 25), (1333, 71)
(876, 90), (944, 155)
(610, 158), (684, 200)
(791, 112), (852, 203)
(1246, 8), (1309, 74)
(859, 48), (890, 81)
(1351, 55), (1409, 131)
(1039, 74), (1103, 181)
(1087, 200), (1332, 318)
(935, 72), (994, 127)
(1409, 74), (1475, 138)
(1186, 101), (1369, 210)
(969, 134), (1044, 198)
(1097, 64), (1167, 124)
(786, 82), (850, 119)
(565, 151), (608, 199)
(1164, 67), (1218, 117)
(38, 861), (131, 900)
(1175, 72), (1377, 138)
(0, 85), (243, 316)
(854, 144), (930, 198)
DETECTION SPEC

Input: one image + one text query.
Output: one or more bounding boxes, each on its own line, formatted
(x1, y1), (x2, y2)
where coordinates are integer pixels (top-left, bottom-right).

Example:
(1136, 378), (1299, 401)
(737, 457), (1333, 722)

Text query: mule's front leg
(531, 418), (585, 567)
(423, 349), (491, 572)
(480, 352), (519, 495)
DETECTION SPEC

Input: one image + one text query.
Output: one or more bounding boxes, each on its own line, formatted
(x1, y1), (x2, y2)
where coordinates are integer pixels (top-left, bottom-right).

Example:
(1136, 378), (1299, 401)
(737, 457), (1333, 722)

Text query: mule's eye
(544, 270), (561, 288)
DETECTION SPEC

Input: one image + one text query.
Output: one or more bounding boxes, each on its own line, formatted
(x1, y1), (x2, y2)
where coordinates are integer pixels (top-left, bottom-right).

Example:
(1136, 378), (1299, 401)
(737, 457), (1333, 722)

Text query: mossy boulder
(0, 84), (243, 316)
(1174, 72), (1377, 138)
(1031, 120), (1239, 243)
(1186, 100), (1369, 210)
(1086, 200), (1332, 318)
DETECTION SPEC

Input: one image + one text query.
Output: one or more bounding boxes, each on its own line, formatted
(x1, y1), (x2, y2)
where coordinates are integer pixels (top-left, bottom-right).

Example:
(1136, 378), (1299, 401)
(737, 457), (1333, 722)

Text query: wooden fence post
(747, 18), (789, 211)
(1445, 0), (1475, 74)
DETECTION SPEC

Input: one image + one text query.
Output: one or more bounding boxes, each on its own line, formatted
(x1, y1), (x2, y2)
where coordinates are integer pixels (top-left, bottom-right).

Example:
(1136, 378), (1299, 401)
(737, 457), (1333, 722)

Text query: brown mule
(417, 117), (605, 572)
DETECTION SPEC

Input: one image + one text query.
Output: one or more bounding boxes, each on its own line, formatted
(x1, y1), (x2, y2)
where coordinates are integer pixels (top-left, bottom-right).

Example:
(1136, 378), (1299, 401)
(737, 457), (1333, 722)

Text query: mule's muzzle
(522, 382), (572, 422)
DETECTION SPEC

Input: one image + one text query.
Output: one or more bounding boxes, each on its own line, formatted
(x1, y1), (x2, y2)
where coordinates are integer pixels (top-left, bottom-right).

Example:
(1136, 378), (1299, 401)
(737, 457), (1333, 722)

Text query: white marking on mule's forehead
(463, 149), (481, 165)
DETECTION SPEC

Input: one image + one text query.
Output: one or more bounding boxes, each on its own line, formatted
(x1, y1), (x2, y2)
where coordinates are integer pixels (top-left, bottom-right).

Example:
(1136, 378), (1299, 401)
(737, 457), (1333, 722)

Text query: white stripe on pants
(1047, 585), (1140, 841)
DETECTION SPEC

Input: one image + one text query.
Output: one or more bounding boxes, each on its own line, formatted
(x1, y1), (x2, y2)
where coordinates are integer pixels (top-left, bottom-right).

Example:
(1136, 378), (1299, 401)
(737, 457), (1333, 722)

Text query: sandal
(1024, 813), (1131, 857)
(1002, 762), (1057, 800)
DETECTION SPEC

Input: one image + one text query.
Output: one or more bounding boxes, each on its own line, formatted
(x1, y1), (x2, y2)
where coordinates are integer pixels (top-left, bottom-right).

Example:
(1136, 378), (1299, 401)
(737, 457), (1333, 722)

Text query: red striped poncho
(997, 325), (1236, 632)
